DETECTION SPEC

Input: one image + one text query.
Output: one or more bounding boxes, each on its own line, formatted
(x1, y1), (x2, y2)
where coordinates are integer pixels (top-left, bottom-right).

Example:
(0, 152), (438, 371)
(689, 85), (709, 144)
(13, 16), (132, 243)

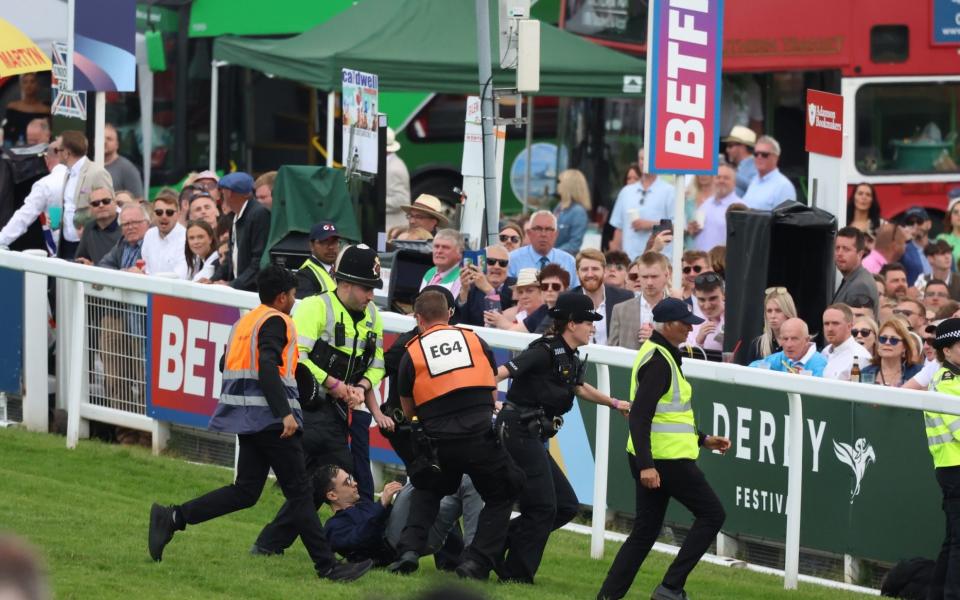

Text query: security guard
(388, 290), (524, 580)
(598, 298), (730, 600)
(252, 244), (390, 554)
(494, 292), (630, 584)
(295, 220), (341, 299)
(147, 266), (372, 582)
(926, 318), (960, 598)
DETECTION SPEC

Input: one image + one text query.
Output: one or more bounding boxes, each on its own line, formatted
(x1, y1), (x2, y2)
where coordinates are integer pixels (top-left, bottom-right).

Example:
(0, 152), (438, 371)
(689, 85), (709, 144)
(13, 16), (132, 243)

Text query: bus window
(870, 25), (909, 63)
(405, 94), (559, 143)
(562, 0), (647, 46)
(855, 83), (960, 176)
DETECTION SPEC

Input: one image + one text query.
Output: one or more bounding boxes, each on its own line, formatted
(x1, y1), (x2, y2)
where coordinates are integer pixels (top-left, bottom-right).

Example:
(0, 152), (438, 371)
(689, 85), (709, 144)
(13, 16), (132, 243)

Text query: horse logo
(833, 438), (876, 504)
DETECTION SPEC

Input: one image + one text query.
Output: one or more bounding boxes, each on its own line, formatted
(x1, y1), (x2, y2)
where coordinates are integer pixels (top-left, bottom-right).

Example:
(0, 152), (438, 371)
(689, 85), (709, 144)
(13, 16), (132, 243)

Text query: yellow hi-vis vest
(925, 367), (960, 468)
(626, 339), (699, 460)
(298, 257), (337, 295)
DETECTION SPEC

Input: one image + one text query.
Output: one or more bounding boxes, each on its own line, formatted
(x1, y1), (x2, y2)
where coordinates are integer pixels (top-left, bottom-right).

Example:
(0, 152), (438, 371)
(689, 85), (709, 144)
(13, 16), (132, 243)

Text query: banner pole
(672, 178), (684, 290)
(784, 392), (804, 589)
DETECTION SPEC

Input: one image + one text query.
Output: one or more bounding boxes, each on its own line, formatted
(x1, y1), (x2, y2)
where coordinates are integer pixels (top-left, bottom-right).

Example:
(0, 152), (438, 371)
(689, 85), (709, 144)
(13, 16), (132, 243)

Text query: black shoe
(148, 503), (176, 562)
(318, 558), (373, 582)
(387, 550), (420, 575)
(455, 559), (490, 581)
(651, 584), (690, 600)
(249, 543), (283, 556)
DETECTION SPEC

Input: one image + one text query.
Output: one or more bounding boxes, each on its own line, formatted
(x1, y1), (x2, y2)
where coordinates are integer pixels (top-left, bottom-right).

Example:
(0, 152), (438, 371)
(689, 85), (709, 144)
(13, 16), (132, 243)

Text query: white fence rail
(3, 249), (958, 590)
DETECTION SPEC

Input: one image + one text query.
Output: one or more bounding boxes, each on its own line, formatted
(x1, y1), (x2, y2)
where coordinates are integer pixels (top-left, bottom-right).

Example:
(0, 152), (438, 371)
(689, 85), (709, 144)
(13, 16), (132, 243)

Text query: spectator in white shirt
(0, 139), (67, 249)
(141, 193), (187, 276)
(183, 219), (220, 281)
(820, 303), (872, 380)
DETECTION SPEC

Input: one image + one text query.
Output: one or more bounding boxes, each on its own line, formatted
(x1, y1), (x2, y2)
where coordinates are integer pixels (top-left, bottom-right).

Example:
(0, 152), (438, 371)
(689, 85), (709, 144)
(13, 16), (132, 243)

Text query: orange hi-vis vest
(209, 304), (301, 434)
(405, 324), (496, 407)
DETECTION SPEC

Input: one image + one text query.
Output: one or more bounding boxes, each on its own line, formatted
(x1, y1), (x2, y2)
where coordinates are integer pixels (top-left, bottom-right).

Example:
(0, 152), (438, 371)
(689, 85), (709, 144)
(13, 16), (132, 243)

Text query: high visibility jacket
(405, 324), (496, 406)
(626, 339), (699, 460)
(298, 257), (337, 295)
(208, 304), (302, 434)
(925, 367), (960, 468)
(293, 290), (385, 395)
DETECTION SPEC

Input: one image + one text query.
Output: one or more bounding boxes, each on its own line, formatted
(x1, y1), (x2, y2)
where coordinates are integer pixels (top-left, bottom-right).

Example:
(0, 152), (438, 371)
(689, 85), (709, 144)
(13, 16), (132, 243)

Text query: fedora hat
(722, 125), (757, 147)
(400, 194), (449, 226)
(511, 268), (540, 289)
(386, 127), (401, 153)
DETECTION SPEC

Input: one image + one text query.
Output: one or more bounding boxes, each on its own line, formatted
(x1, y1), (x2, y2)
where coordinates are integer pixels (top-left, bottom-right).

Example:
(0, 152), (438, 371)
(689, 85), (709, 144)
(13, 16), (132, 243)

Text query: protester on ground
(254, 171), (277, 210)
(2, 73), (49, 146)
(846, 183), (882, 234)
(141, 194), (187, 277)
(609, 149), (674, 259)
(832, 227), (880, 314)
(604, 250), (630, 288)
(296, 221), (341, 299)
(609, 253), (671, 350)
(384, 128), (411, 233)
(749, 317), (826, 375)
(685, 273), (725, 353)
(102, 123), (143, 197)
(458, 244), (514, 327)
(880, 263), (910, 301)
(684, 174), (714, 249)
(925, 280), (952, 311)
(852, 316), (879, 357)
(740, 136), (796, 211)
(744, 287), (797, 364)
(598, 297), (730, 600)
(187, 190), (221, 231)
(937, 195), (960, 266)
(507, 211), (580, 287)
(498, 221), (524, 252)
(74, 187), (121, 265)
(210, 172), (271, 291)
(916, 240), (960, 299)
(554, 169), (591, 255)
(495, 292), (629, 584)
(693, 164), (738, 252)
(402, 194), (447, 236)
(97, 204), (150, 271)
(420, 228), (464, 296)
(571, 249), (633, 345)
(861, 318), (922, 387)
(183, 220), (220, 282)
(820, 304), (872, 380)
(723, 126), (757, 197)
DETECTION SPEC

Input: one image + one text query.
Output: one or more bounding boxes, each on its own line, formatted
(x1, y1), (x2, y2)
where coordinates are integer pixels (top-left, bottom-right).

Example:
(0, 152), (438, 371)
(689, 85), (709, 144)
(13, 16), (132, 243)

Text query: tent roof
(213, 0), (645, 98)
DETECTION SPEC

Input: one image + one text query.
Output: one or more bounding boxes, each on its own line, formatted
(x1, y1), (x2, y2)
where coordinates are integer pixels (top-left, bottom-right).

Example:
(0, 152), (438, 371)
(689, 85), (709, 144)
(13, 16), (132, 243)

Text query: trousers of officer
(179, 428), (336, 573)
(395, 432), (522, 571)
(930, 465), (960, 600)
(497, 406), (579, 583)
(597, 456), (725, 600)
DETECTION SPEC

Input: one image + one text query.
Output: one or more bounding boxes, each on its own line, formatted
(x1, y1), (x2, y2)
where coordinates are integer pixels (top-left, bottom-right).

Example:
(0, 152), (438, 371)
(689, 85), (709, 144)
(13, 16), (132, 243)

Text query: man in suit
(609, 252), (671, 350)
(833, 226), (879, 318)
(211, 172), (271, 291)
(571, 248), (633, 345)
(457, 243), (515, 326)
(58, 130), (114, 259)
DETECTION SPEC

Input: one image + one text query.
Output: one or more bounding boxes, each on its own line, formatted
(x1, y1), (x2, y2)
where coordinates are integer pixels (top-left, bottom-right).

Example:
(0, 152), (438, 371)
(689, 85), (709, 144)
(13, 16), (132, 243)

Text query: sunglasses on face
(878, 335), (903, 346)
(154, 208), (177, 217)
(755, 151), (774, 158)
(851, 328), (873, 338)
(924, 337), (936, 345)
(683, 265), (703, 275)
(540, 282), (563, 292)
(488, 258), (509, 267)
(89, 198), (112, 208)
(499, 234), (520, 244)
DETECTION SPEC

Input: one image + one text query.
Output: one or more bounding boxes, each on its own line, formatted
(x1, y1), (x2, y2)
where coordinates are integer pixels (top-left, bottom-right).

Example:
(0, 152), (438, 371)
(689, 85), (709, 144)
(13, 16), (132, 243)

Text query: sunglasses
(540, 282), (563, 292)
(89, 198), (112, 208)
(851, 328), (874, 338)
(878, 335), (903, 346)
(755, 151), (774, 158)
(695, 272), (722, 286)
(488, 258), (509, 267)
(154, 208), (177, 217)
(765, 286), (788, 295)
(683, 265), (703, 275)
(499, 234), (520, 244)
(924, 337), (936, 345)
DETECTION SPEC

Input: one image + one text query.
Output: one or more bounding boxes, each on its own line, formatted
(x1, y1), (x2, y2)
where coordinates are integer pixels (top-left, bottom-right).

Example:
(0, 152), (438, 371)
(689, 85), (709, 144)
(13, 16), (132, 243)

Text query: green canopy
(213, 0), (645, 98)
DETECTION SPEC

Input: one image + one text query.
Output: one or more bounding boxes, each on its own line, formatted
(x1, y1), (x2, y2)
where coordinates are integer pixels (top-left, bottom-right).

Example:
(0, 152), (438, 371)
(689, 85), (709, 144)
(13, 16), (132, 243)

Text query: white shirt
(820, 336), (872, 380)
(0, 163), (68, 247)
(187, 251), (220, 282)
(609, 177), (675, 259)
(232, 200), (249, 277)
(141, 223), (187, 276)
(912, 358), (941, 388)
(62, 157), (87, 242)
(592, 289), (608, 345)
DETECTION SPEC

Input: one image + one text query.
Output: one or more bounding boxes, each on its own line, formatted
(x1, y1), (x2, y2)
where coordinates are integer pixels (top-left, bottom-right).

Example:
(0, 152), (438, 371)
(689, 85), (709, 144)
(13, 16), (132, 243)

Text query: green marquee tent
(212, 0), (646, 97)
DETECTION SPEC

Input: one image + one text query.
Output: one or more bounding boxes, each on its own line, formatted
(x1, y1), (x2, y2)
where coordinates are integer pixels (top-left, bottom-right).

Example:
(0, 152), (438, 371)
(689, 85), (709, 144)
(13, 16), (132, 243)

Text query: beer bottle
(849, 357), (861, 383)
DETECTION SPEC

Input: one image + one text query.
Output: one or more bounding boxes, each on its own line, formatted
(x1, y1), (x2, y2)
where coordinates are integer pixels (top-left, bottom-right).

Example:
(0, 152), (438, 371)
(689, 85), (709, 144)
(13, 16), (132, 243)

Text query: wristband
(328, 378), (340, 391)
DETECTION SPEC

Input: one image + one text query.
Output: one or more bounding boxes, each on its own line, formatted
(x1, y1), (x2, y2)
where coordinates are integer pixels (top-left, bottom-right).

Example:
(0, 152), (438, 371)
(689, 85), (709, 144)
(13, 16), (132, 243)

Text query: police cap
(934, 317), (960, 350)
(550, 292), (602, 322)
(652, 297), (704, 325)
(334, 244), (383, 289)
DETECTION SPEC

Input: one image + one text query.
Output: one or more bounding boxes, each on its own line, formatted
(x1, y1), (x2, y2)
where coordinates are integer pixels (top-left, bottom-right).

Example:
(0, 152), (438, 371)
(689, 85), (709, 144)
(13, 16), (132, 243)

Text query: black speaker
(387, 248), (435, 313)
(269, 231), (310, 269)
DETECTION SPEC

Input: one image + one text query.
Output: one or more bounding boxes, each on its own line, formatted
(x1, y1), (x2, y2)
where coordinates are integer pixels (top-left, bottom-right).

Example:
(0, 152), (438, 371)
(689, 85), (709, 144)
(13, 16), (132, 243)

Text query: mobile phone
(462, 249), (487, 273)
(652, 219), (673, 234)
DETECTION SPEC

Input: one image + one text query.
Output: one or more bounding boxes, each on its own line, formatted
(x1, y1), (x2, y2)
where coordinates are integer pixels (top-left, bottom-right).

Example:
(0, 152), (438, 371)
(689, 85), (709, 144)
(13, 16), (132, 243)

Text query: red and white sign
(805, 89), (843, 158)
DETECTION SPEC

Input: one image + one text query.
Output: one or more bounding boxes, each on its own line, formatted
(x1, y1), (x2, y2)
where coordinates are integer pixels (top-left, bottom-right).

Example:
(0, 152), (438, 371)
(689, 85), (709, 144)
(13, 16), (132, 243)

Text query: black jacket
(571, 284), (634, 324)
(213, 200), (271, 291)
(459, 276), (516, 326)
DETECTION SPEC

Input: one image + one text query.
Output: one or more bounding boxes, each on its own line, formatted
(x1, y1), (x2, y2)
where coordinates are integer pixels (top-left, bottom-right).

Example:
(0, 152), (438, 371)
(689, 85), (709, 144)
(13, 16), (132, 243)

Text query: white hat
(511, 268), (540, 289)
(722, 125), (757, 147)
(400, 194), (449, 226)
(386, 127), (401, 153)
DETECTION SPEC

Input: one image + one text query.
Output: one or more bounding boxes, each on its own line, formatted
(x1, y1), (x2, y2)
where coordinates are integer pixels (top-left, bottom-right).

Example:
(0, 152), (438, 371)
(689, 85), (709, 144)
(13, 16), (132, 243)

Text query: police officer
(494, 291), (630, 584)
(252, 244), (391, 554)
(926, 318), (960, 598)
(598, 298), (731, 600)
(146, 266), (372, 582)
(295, 220), (340, 299)
(388, 290), (524, 580)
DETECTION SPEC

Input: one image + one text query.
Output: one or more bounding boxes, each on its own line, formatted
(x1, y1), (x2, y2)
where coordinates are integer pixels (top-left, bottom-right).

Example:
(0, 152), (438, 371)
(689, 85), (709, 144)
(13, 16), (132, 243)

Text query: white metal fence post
(784, 392), (804, 589)
(22, 271), (48, 432)
(591, 364), (612, 559)
(66, 281), (86, 449)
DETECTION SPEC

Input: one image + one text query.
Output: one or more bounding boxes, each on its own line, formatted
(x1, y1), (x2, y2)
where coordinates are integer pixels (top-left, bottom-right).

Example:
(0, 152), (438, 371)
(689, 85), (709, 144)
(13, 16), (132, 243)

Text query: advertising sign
(51, 42), (87, 120)
(70, 0), (136, 92)
(805, 89), (843, 158)
(933, 0), (960, 45)
(342, 68), (379, 175)
(0, 268), (23, 394)
(146, 295), (240, 427)
(643, 0), (724, 174)
(0, 18), (52, 77)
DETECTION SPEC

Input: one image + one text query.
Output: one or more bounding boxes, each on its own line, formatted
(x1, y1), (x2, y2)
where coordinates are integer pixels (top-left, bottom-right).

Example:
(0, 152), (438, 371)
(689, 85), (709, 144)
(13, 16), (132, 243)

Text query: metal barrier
(3, 249), (958, 591)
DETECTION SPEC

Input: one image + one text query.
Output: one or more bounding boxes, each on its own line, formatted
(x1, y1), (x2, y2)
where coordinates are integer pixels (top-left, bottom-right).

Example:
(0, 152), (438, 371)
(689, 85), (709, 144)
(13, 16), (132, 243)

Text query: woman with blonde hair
(554, 169), (591, 254)
(745, 287), (798, 363)
(852, 315), (880, 356)
(861, 318), (922, 386)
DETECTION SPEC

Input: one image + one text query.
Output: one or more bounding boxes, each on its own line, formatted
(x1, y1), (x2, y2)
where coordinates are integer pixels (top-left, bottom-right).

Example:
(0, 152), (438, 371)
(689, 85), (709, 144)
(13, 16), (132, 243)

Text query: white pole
(326, 91), (336, 167)
(22, 271), (48, 433)
(784, 392), (804, 589)
(475, 0), (500, 246)
(671, 179), (685, 290)
(208, 61), (221, 172)
(522, 96), (533, 214)
(590, 364), (612, 559)
(65, 281), (86, 449)
(94, 92), (105, 164)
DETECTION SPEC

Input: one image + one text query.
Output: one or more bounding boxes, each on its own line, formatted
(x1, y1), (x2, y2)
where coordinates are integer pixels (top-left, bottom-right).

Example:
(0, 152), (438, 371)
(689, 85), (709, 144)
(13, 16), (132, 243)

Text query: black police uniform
(496, 333), (584, 583)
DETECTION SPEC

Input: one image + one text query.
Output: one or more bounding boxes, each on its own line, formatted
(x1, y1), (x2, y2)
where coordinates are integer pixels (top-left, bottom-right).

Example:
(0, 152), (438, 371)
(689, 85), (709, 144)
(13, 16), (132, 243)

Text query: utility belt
(305, 331), (378, 419)
(500, 402), (564, 441)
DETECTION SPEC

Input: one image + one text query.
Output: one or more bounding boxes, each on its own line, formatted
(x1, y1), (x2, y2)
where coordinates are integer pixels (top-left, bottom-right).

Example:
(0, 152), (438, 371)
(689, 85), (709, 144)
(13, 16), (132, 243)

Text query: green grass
(0, 427), (875, 599)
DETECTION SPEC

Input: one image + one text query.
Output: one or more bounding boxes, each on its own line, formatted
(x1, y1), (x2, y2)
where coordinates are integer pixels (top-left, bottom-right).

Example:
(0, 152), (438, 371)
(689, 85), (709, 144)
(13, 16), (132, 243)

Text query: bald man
(749, 317), (827, 376)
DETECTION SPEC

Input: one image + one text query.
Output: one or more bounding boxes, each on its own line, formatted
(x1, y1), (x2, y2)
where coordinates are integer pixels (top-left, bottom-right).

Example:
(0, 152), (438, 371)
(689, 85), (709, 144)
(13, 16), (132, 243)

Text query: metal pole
(208, 61), (221, 172)
(475, 0), (500, 246)
(671, 179), (685, 290)
(590, 364), (612, 559)
(522, 96), (534, 214)
(66, 281), (86, 449)
(94, 92), (105, 164)
(784, 392), (804, 589)
(327, 91), (336, 167)
(22, 271), (48, 433)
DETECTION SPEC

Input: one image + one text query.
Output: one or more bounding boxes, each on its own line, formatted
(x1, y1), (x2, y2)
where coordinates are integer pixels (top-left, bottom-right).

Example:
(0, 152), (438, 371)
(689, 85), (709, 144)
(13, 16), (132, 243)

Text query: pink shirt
(861, 249), (887, 274)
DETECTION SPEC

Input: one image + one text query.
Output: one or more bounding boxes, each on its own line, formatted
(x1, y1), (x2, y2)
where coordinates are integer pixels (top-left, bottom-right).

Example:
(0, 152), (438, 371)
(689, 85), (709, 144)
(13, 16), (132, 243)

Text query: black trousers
(178, 429), (335, 573)
(253, 406), (353, 553)
(396, 433), (524, 571)
(498, 408), (579, 583)
(930, 465), (960, 600)
(598, 456), (725, 599)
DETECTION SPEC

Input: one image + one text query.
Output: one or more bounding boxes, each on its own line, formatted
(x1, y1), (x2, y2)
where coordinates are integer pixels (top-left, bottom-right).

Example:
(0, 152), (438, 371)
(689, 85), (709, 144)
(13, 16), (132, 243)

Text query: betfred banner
(146, 295), (240, 427)
(805, 89), (843, 158)
(643, 0), (724, 174)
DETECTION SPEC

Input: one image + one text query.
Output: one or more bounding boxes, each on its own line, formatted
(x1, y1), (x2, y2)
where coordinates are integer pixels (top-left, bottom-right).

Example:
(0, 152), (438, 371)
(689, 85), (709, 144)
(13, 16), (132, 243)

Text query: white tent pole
(326, 91), (336, 167)
(94, 92), (105, 164)
(208, 61), (224, 172)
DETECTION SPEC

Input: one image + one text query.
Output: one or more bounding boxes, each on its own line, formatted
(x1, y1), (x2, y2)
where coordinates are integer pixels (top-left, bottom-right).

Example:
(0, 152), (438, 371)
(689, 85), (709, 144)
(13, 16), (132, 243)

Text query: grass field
(0, 427), (878, 599)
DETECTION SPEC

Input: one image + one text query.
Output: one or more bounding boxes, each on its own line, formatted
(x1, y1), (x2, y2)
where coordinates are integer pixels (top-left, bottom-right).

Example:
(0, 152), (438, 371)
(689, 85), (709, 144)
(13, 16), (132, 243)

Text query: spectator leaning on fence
(820, 303), (872, 380)
(861, 318), (922, 387)
(420, 228), (464, 297)
(749, 317), (826, 376)
(183, 220), (219, 282)
(97, 203), (150, 271)
(141, 193), (187, 277)
(74, 186), (121, 265)
(507, 210), (580, 287)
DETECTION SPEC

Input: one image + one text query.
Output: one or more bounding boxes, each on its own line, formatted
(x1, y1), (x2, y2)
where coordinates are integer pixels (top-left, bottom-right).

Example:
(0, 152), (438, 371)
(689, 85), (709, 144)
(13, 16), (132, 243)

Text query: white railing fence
(3, 249), (958, 591)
